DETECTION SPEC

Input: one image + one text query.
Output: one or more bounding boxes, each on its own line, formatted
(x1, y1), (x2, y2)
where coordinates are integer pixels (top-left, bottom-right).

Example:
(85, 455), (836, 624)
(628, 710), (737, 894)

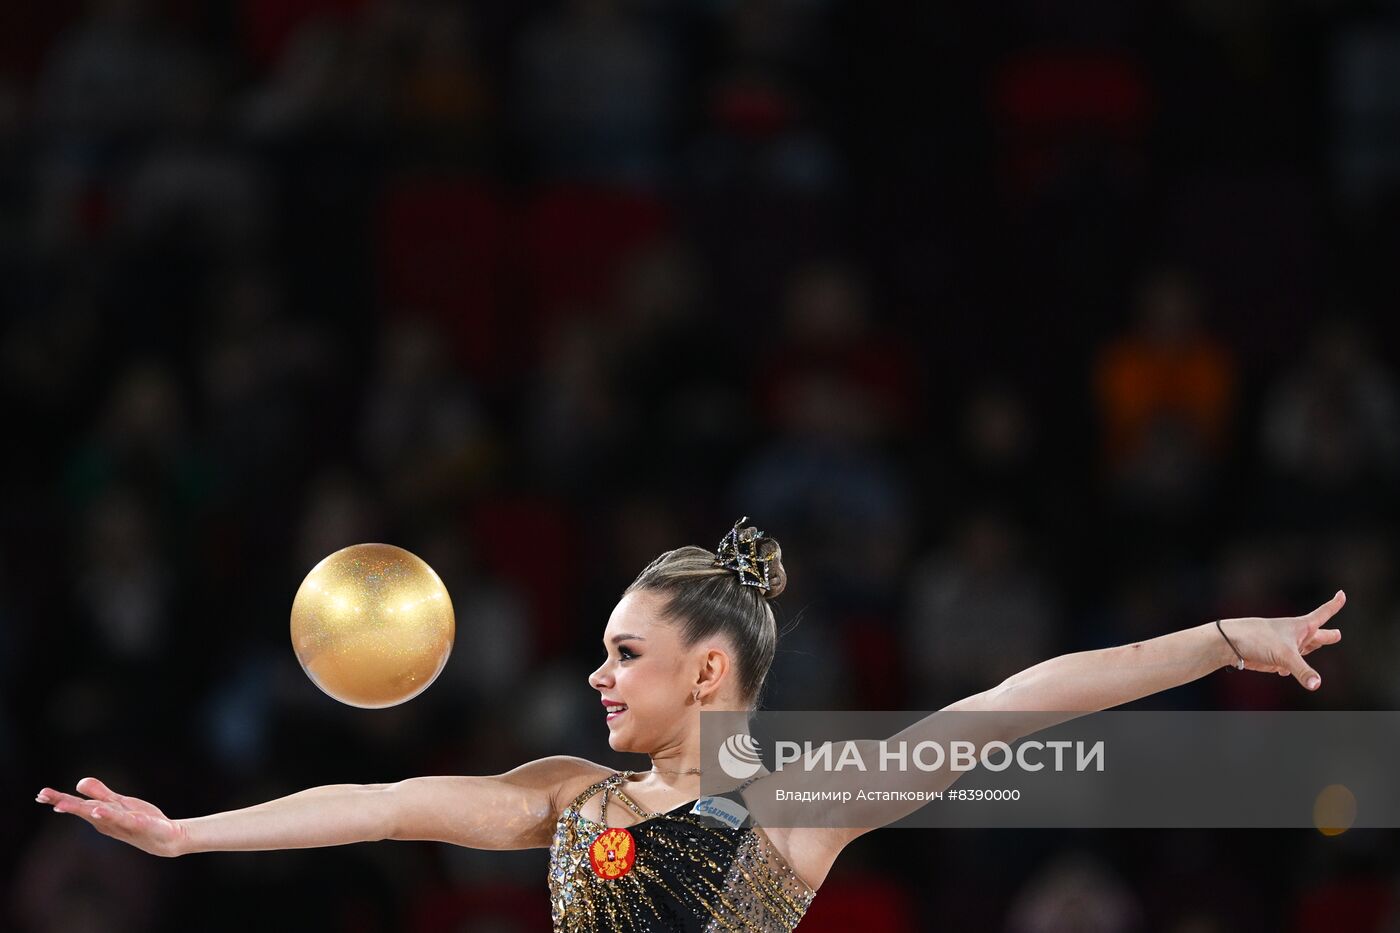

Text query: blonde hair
(623, 526), (787, 708)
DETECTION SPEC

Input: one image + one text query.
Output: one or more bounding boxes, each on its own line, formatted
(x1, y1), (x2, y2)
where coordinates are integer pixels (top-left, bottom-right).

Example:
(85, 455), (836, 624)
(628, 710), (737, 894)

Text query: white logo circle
(718, 732), (763, 779)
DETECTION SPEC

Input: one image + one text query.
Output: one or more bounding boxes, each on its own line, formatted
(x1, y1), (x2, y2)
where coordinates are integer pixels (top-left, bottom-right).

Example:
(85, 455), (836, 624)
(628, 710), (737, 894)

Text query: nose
(589, 660), (612, 691)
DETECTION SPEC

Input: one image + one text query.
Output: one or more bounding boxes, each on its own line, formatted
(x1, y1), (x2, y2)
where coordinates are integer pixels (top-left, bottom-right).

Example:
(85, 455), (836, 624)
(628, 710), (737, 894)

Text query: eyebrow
(607, 633), (647, 645)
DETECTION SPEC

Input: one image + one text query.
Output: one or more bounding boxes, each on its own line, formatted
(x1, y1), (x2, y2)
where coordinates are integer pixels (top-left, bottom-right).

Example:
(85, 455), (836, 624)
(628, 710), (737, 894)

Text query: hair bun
(757, 536), (787, 599)
(715, 518), (787, 599)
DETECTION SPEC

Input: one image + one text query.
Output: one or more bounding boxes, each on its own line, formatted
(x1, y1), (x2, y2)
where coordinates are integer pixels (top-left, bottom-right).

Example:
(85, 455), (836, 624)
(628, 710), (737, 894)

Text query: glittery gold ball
(290, 543), (455, 708)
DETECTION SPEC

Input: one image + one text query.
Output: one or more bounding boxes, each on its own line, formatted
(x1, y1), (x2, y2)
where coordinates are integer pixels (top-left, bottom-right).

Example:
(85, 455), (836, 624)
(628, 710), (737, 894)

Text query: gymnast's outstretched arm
(948, 589), (1345, 715)
(36, 756), (610, 856)
(779, 590), (1347, 856)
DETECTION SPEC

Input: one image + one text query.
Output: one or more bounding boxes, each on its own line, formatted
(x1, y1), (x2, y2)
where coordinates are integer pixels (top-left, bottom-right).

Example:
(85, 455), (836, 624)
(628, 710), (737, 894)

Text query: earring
(693, 689), (701, 702)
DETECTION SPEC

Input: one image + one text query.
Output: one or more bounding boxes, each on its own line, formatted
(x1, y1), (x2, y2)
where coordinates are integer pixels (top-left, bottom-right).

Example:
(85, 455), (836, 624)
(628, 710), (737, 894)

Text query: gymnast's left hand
(1217, 590), (1345, 690)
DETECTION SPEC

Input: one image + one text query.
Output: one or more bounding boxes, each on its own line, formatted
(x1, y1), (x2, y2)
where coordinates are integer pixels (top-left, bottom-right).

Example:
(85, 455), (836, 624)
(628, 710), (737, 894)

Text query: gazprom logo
(718, 732), (763, 779)
(690, 795), (750, 829)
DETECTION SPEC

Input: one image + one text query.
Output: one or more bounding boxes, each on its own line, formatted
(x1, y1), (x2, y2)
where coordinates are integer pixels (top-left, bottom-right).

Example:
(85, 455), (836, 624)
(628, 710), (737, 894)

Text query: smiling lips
(601, 698), (628, 721)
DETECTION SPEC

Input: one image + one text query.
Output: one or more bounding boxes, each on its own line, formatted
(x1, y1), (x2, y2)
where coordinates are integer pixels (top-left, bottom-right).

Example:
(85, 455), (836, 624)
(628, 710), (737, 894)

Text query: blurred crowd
(5, 0), (1400, 931)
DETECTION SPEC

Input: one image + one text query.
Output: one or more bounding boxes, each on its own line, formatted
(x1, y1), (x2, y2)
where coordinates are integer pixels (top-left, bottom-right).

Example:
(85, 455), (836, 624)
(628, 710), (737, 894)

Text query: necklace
(645, 767), (702, 775)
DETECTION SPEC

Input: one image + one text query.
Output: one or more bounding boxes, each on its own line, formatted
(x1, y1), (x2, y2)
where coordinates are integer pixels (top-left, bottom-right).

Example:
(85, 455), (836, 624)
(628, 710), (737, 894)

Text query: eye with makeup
(618, 646), (639, 661)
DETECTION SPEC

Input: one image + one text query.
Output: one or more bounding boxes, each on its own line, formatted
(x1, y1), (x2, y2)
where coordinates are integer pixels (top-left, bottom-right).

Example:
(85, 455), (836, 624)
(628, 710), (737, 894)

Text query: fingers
(1285, 651), (1321, 691)
(1309, 590), (1346, 627)
(37, 789), (93, 813)
(38, 790), (102, 821)
(37, 783), (128, 818)
(36, 783), (167, 856)
(76, 776), (123, 804)
(1302, 628), (1342, 654)
(36, 788), (134, 830)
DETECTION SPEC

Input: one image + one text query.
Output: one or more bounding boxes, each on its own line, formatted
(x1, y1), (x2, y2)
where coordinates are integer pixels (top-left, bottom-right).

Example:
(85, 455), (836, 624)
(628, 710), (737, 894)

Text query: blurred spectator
(240, 12), (390, 138)
(1329, 23), (1400, 214)
(903, 508), (1057, 705)
(1093, 267), (1236, 517)
(382, 0), (493, 140)
(521, 316), (630, 493)
(962, 381), (1034, 478)
(686, 0), (840, 194)
(516, 0), (671, 184)
(374, 175), (511, 382)
(734, 365), (916, 602)
(411, 522), (531, 707)
(756, 260), (922, 439)
(467, 494), (582, 661)
(240, 0), (373, 71)
(294, 466), (387, 575)
(610, 239), (754, 486)
(200, 264), (341, 496)
(72, 486), (175, 665)
(955, 379), (1052, 530)
(517, 658), (607, 761)
(360, 314), (498, 521)
(989, 47), (1151, 205)
(736, 261), (918, 611)
(1159, 172), (1324, 364)
(201, 647), (298, 778)
(689, 74), (839, 193)
(33, 0), (209, 140)
(62, 360), (205, 513)
(33, 0), (214, 252)
(1260, 318), (1400, 525)
(518, 184), (671, 337)
(1005, 849), (1144, 933)
(120, 98), (270, 257)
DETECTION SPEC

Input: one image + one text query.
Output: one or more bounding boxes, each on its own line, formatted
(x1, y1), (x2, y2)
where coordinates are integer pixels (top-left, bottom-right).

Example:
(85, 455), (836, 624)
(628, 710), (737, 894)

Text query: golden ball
(290, 543), (455, 708)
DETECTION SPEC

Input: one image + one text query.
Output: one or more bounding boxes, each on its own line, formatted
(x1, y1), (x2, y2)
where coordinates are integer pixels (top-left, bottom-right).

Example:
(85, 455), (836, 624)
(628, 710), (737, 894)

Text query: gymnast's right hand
(36, 777), (187, 857)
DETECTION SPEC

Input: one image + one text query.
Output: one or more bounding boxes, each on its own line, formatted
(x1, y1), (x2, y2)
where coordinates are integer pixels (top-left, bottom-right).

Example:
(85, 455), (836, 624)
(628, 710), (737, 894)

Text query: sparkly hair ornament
(713, 517), (776, 593)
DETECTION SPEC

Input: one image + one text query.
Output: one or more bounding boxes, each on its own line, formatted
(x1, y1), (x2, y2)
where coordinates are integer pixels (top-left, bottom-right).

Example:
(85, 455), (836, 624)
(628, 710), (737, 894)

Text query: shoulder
(478, 754), (615, 820)
(525, 756), (616, 816)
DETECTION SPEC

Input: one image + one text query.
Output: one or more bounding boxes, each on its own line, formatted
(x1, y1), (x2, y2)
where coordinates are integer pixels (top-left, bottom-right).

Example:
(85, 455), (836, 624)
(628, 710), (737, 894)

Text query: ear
(694, 645), (732, 698)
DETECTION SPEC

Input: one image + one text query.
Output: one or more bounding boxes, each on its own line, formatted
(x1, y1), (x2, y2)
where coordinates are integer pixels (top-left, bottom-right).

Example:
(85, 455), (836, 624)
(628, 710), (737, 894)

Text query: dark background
(5, 0), (1400, 930)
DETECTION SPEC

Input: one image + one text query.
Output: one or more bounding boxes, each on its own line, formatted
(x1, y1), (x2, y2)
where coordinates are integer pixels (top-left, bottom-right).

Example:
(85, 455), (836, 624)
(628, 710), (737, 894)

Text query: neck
(645, 739), (702, 778)
(641, 701), (748, 779)
(647, 752), (702, 775)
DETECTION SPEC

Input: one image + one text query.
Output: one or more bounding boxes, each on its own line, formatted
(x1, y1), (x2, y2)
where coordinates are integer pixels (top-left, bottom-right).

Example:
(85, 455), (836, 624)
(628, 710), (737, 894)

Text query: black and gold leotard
(547, 770), (816, 931)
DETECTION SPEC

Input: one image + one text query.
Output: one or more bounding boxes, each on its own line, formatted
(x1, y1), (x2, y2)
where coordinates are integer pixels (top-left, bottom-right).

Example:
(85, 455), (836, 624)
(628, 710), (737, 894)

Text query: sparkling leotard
(547, 770), (816, 931)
